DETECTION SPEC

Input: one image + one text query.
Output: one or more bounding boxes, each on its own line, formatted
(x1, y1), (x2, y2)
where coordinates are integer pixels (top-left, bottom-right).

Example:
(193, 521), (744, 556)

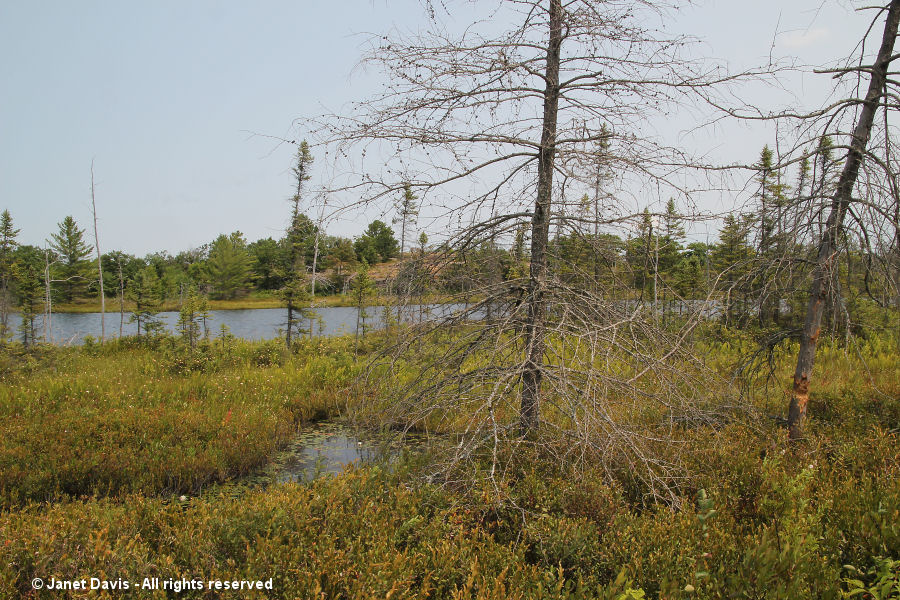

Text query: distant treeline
(2, 143), (897, 346)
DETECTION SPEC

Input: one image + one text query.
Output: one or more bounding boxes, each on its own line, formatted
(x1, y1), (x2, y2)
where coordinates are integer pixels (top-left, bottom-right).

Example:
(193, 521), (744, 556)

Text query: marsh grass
(0, 337), (358, 507)
(0, 331), (897, 598)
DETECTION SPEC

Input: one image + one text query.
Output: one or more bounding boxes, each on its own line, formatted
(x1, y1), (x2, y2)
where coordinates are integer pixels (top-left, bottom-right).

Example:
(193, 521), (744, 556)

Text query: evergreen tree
(351, 260), (377, 349)
(509, 223), (529, 281)
(291, 141), (314, 214)
(625, 208), (656, 298)
(660, 198), (685, 273)
(178, 287), (209, 350)
(393, 183), (419, 256)
(813, 135), (835, 236)
(14, 245), (42, 347)
(673, 243), (707, 300)
(282, 142), (318, 348)
(0, 210), (20, 341)
(207, 232), (252, 299)
(128, 266), (162, 337)
(711, 214), (753, 324)
(48, 216), (91, 302)
(284, 212), (317, 268)
(355, 220), (399, 263)
(248, 237), (285, 290)
(754, 146), (776, 255)
(281, 276), (311, 349)
(326, 237), (357, 292)
(753, 145), (791, 325)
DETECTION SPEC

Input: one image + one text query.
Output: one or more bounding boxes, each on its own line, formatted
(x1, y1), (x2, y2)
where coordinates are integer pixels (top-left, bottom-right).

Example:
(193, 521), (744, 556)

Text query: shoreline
(43, 294), (468, 314)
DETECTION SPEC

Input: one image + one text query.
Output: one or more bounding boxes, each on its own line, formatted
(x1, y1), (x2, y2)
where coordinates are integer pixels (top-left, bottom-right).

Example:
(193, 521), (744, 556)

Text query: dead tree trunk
(787, 0), (900, 441)
(90, 161), (106, 343)
(520, 0), (562, 435)
(43, 249), (52, 344)
(309, 209), (322, 338)
(117, 259), (124, 338)
(286, 299), (294, 350)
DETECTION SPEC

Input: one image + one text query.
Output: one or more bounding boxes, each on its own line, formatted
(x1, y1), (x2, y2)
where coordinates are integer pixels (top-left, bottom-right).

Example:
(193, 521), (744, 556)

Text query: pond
(226, 422), (427, 490)
(17, 303), (473, 345)
(17, 298), (738, 346)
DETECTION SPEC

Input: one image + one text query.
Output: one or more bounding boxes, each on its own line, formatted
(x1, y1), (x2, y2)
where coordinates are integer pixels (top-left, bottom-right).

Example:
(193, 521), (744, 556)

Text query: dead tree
(787, 0), (900, 441)
(315, 0), (771, 500)
(90, 161), (106, 343)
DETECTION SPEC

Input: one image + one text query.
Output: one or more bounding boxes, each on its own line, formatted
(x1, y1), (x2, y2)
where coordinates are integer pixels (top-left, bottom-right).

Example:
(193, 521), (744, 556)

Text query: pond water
(235, 422), (426, 488)
(18, 298), (743, 346)
(18, 303), (472, 346)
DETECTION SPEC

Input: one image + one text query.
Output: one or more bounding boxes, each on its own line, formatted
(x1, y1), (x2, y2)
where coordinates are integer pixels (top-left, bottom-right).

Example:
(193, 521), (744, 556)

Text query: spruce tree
(14, 245), (42, 347)
(48, 216), (91, 302)
(206, 232), (252, 300)
(0, 210), (20, 341)
(351, 261), (377, 350)
(393, 183), (419, 256)
(128, 266), (162, 337)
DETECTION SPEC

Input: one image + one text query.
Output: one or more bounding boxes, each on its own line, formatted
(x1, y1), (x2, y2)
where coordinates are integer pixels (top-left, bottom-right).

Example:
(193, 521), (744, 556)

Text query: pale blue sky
(0, 1), (873, 255)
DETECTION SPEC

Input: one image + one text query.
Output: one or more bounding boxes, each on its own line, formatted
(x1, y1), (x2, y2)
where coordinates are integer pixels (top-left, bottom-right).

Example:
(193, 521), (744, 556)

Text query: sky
(0, 1), (877, 256)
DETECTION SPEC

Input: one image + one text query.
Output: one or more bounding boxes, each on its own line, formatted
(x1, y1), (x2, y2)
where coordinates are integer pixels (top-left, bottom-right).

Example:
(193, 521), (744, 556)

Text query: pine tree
(283, 141), (317, 348)
(14, 245), (42, 347)
(351, 261), (377, 350)
(711, 214), (753, 324)
(48, 216), (91, 302)
(393, 183), (419, 256)
(754, 146), (776, 255)
(660, 198), (685, 273)
(207, 232), (252, 299)
(0, 210), (20, 341)
(625, 208), (656, 299)
(281, 276), (311, 348)
(177, 287), (209, 350)
(128, 266), (162, 337)
(355, 220), (399, 263)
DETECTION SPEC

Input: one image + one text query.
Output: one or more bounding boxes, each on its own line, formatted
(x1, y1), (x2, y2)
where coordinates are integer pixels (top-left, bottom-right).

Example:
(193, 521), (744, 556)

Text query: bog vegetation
(0, 331), (897, 598)
(2, 0), (900, 598)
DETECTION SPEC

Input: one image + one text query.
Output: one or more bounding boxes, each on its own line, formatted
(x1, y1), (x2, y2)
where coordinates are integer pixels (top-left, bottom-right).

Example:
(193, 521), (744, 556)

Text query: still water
(267, 422), (425, 483)
(21, 299), (731, 346)
(22, 304), (469, 345)
(214, 422), (427, 489)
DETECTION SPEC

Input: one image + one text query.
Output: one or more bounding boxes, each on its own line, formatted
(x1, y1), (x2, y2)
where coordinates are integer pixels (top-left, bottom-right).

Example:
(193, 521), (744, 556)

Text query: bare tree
(310, 0), (770, 500)
(787, 0), (900, 440)
(90, 161), (106, 343)
(117, 256), (125, 338)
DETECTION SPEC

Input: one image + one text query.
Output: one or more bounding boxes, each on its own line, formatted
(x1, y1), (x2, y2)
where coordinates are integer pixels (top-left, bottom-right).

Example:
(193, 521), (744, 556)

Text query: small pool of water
(235, 422), (425, 488)
(274, 422), (388, 482)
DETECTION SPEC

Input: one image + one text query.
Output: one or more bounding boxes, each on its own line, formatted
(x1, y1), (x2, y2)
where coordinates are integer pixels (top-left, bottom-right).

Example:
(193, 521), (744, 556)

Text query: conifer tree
(14, 245), (42, 347)
(206, 232), (252, 300)
(393, 183), (419, 256)
(351, 261), (377, 350)
(283, 140), (317, 348)
(711, 214), (753, 325)
(128, 266), (162, 337)
(0, 210), (20, 341)
(48, 216), (91, 302)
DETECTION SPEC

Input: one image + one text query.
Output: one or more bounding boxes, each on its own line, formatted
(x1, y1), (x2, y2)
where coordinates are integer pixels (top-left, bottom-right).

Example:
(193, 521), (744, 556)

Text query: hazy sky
(0, 1), (875, 256)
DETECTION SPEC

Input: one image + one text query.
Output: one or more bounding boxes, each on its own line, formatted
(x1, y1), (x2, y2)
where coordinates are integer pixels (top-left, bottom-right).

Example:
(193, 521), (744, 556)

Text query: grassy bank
(0, 333), (898, 598)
